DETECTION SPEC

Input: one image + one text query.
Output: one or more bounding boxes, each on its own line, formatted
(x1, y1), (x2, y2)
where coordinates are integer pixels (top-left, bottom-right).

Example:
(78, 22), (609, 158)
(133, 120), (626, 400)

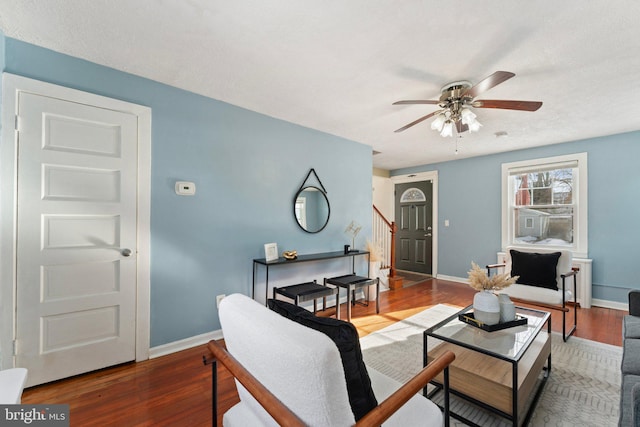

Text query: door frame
(390, 171), (438, 277)
(0, 73), (152, 370)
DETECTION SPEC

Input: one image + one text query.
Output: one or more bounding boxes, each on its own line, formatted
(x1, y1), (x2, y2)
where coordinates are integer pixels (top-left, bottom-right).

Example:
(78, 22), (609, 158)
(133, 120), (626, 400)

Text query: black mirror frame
(294, 185), (330, 233)
(294, 169), (330, 234)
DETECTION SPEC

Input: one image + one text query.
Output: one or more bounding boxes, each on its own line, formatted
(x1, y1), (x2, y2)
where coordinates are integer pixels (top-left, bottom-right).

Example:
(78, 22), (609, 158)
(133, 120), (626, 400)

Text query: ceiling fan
(393, 71), (542, 137)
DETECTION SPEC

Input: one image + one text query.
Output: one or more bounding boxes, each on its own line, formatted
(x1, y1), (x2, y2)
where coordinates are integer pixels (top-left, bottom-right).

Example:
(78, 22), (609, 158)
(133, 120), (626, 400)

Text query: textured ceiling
(1, 1), (639, 170)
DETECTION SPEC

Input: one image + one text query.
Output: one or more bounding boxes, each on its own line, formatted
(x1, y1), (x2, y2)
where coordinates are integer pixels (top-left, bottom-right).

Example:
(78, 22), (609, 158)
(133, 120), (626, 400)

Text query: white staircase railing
(372, 205), (392, 269)
(372, 205), (404, 290)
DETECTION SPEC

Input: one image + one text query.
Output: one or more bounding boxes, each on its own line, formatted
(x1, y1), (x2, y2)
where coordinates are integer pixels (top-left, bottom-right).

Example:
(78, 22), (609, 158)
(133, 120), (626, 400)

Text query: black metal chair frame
(486, 264), (578, 341)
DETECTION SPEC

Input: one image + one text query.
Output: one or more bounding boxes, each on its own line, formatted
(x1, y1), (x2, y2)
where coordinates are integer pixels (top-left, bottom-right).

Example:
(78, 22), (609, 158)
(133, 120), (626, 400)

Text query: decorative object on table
(467, 261), (518, 325)
(282, 250), (297, 260)
(344, 221), (362, 252)
(458, 311), (527, 332)
(365, 239), (382, 267)
(264, 243), (278, 262)
(365, 239), (383, 301)
(498, 293), (516, 323)
(472, 291), (501, 325)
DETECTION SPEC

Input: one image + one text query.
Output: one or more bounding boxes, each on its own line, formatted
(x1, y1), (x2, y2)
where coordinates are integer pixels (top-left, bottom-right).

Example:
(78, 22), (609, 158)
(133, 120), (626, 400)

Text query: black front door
(394, 180), (433, 275)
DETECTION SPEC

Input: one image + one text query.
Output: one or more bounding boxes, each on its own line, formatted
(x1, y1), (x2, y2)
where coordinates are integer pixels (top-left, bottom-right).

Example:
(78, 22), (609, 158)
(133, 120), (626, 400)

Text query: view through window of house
(502, 152), (587, 256)
(512, 167), (574, 246)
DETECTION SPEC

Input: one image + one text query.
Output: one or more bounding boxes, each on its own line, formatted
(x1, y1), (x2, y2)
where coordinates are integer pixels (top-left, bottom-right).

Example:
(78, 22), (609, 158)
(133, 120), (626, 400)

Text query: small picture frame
(264, 243), (278, 262)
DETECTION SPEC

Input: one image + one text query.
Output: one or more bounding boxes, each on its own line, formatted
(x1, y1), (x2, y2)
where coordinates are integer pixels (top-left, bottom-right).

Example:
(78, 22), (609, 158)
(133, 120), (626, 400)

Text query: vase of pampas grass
(473, 291), (501, 325)
(468, 262), (518, 325)
(366, 239), (382, 301)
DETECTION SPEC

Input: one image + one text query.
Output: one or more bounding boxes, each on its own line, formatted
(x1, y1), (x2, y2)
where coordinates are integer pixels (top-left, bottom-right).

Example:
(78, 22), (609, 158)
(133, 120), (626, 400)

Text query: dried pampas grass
(365, 239), (382, 263)
(467, 262), (518, 291)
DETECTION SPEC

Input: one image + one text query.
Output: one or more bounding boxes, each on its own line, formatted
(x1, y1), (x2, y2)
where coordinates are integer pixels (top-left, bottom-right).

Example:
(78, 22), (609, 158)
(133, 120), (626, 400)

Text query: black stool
(273, 280), (338, 316)
(324, 274), (380, 322)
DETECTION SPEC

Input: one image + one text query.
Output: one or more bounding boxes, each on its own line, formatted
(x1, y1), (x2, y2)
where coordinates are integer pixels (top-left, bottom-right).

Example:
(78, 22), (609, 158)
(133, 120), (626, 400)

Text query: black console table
(252, 250), (370, 305)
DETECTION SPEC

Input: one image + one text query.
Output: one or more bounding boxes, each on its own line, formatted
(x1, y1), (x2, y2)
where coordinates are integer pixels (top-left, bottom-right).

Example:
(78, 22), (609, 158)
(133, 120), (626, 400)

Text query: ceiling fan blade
(394, 111), (439, 133)
(463, 71), (515, 99)
(456, 121), (469, 133)
(473, 99), (542, 111)
(392, 100), (440, 105)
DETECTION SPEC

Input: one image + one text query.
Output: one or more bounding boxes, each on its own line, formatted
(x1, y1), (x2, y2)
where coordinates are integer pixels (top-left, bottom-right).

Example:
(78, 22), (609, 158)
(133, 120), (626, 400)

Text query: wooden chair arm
(355, 350), (456, 427)
(507, 296), (570, 312)
(486, 263), (506, 270)
(207, 340), (305, 427)
(561, 267), (579, 278)
(209, 339), (454, 427)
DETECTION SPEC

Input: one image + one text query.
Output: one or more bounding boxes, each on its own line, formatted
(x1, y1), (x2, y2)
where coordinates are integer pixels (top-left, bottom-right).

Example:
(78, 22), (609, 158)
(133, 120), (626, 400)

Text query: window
(400, 188), (426, 203)
(502, 153), (588, 258)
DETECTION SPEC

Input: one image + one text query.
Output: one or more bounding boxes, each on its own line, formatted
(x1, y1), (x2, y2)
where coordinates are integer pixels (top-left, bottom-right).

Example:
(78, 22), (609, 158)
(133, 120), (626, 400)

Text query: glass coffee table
(423, 305), (551, 427)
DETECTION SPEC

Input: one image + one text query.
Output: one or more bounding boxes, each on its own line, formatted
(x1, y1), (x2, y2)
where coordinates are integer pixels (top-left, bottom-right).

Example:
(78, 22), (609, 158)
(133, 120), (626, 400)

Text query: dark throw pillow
(510, 249), (561, 290)
(267, 298), (378, 421)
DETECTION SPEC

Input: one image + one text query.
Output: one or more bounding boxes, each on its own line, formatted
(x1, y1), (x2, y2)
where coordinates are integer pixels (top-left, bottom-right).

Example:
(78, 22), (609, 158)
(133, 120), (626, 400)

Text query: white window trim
(501, 152), (588, 258)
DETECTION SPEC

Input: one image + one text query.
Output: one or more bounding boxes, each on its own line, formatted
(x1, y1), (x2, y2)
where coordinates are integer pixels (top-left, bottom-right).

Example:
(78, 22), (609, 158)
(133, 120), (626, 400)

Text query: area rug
(359, 304), (622, 426)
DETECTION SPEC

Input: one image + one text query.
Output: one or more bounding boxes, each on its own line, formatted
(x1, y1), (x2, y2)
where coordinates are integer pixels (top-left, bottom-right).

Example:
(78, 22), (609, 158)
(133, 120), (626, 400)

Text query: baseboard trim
(149, 329), (223, 359)
(436, 274), (468, 284)
(592, 298), (628, 311)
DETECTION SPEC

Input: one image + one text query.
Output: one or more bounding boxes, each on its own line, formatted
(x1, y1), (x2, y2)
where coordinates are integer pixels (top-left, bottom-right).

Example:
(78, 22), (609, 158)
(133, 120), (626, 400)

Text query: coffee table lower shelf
(426, 332), (551, 427)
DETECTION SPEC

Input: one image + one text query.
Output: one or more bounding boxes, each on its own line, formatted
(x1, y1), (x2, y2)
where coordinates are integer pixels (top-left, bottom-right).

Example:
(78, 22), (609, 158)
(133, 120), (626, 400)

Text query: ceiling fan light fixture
(467, 119), (482, 132)
(430, 113), (446, 131)
(460, 107), (476, 124)
(440, 120), (454, 137)
(393, 71), (543, 139)
(459, 107), (482, 132)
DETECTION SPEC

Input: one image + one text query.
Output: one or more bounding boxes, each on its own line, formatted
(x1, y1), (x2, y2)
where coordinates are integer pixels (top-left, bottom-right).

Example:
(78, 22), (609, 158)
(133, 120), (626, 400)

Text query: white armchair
(488, 246), (577, 341)
(0, 368), (28, 404)
(206, 293), (454, 427)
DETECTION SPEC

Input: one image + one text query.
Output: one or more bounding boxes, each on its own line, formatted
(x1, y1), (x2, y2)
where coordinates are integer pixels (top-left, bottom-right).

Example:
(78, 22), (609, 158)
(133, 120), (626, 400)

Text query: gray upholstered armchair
(620, 290), (640, 427)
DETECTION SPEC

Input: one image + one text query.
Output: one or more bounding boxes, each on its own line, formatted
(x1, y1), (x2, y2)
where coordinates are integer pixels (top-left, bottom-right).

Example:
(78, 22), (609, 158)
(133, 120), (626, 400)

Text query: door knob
(424, 233), (432, 237)
(121, 248), (132, 257)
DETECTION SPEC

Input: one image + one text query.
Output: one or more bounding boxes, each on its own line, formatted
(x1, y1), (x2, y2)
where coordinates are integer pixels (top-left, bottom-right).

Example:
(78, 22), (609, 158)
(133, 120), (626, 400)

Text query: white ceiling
(1, 1), (639, 170)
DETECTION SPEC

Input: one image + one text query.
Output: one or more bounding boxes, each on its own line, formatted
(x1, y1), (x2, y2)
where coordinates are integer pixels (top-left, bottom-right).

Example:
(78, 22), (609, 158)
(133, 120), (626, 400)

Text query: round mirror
(294, 186), (330, 233)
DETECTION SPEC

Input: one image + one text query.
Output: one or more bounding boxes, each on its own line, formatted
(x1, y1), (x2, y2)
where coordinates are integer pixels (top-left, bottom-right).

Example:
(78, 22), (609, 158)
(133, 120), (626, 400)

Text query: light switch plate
(175, 181), (196, 195)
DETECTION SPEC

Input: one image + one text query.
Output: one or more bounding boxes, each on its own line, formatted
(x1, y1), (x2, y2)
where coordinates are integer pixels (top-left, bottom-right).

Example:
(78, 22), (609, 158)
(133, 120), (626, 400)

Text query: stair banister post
(389, 221), (397, 279)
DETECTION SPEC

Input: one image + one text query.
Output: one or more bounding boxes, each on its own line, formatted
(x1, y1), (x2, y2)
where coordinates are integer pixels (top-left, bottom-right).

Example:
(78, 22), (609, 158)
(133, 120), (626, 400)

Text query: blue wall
(2, 38), (373, 347)
(392, 133), (640, 303)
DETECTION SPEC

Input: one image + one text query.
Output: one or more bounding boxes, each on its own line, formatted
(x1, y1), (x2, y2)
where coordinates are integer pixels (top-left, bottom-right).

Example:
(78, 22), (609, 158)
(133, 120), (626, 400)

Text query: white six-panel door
(15, 92), (138, 386)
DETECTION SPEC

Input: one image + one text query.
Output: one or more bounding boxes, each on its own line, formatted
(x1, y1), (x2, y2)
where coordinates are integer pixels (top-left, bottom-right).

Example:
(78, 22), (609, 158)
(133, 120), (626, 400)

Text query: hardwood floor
(21, 278), (625, 426)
